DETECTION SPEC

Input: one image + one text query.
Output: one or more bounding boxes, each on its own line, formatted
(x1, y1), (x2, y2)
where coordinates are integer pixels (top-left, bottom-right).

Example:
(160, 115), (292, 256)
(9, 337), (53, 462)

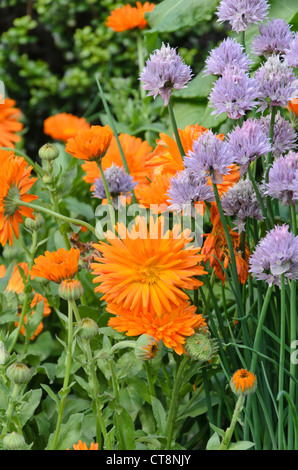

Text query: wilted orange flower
(30, 248), (80, 283)
(202, 214), (250, 285)
(230, 369), (257, 396)
(81, 133), (153, 192)
(0, 97), (23, 148)
(44, 113), (90, 142)
(65, 125), (113, 161)
(68, 440), (99, 450)
(107, 300), (207, 355)
(0, 152), (38, 246)
(288, 98), (298, 116)
(91, 216), (207, 317)
(106, 1), (155, 32)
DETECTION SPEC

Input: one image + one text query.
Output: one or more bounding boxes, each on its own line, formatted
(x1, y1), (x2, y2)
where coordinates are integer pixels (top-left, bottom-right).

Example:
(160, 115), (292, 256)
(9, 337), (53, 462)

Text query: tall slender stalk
(288, 279), (296, 450)
(167, 98), (185, 159)
(219, 395), (245, 450)
(278, 273), (286, 450)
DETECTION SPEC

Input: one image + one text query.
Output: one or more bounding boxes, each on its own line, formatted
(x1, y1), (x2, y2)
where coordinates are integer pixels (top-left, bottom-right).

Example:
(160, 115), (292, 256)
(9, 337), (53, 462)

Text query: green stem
(51, 300), (74, 450)
(288, 279), (297, 449)
(247, 165), (272, 230)
(290, 201), (297, 236)
(219, 395), (245, 450)
(15, 199), (96, 235)
(109, 360), (126, 449)
(164, 355), (189, 449)
(2, 383), (20, 434)
(50, 190), (71, 249)
(136, 31), (145, 100)
(240, 31), (246, 49)
(168, 98), (185, 159)
(278, 273), (286, 450)
(144, 361), (156, 400)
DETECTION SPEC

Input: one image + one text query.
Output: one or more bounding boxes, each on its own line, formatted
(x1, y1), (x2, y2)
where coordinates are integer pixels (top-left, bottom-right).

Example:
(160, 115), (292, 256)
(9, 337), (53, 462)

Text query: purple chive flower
(285, 32), (298, 68)
(139, 43), (193, 106)
(93, 164), (136, 208)
(249, 224), (298, 287)
(209, 67), (260, 120)
(254, 55), (298, 112)
(266, 151), (298, 206)
(226, 118), (271, 175)
(292, 169), (298, 201)
(221, 178), (264, 232)
(251, 18), (294, 58)
(184, 130), (233, 184)
(259, 111), (297, 157)
(216, 0), (269, 33)
(204, 37), (252, 76)
(167, 169), (215, 214)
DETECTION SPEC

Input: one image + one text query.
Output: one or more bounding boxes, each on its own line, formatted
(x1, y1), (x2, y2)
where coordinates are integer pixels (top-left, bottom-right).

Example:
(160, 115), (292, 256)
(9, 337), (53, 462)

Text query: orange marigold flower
(288, 98), (298, 116)
(107, 300), (207, 356)
(15, 313), (44, 341)
(43, 113), (90, 142)
(137, 172), (172, 213)
(91, 215), (207, 317)
(0, 152), (38, 246)
(81, 133), (153, 192)
(0, 97), (23, 148)
(230, 369), (257, 396)
(68, 440), (99, 450)
(65, 125), (113, 161)
(106, 1), (155, 32)
(30, 248), (80, 283)
(202, 218), (250, 285)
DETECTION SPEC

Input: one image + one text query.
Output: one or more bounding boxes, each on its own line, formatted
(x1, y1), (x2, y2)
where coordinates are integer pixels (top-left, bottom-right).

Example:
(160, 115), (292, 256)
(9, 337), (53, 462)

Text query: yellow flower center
(139, 265), (159, 284)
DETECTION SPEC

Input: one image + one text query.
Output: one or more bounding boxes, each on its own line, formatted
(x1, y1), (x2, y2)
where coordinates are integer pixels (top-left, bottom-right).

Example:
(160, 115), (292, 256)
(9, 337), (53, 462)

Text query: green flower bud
(58, 279), (84, 301)
(0, 341), (10, 365)
(230, 369), (257, 396)
(75, 317), (99, 340)
(24, 213), (45, 231)
(42, 173), (54, 184)
(134, 334), (160, 361)
(6, 362), (32, 384)
(184, 331), (218, 362)
(3, 432), (25, 450)
(38, 143), (60, 161)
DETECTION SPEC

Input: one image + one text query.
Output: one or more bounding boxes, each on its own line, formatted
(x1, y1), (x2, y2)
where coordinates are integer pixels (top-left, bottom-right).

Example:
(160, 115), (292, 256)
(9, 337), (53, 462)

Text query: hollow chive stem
(168, 98), (185, 159)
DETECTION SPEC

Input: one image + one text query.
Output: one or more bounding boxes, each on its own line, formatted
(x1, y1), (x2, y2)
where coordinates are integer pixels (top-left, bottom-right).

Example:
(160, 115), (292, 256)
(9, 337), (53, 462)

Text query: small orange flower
(0, 97), (23, 148)
(91, 216), (207, 318)
(30, 248), (80, 283)
(230, 369), (257, 396)
(0, 151), (38, 246)
(68, 440), (99, 450)
(15, 313), (44, 341)
(65, 125), (113, 161)
(288, 98), (298, 116)
(107, 300), (207, 356)
(137, 172), (172, 213)
(44, 113), (90, 142)
(106, 1), (155, 32)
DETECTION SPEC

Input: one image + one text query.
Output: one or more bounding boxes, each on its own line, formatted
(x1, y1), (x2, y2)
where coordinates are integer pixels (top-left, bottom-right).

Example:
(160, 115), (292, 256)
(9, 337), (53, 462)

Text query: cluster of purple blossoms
(93, 164), (136, 208)
(216, 0), (269, 33)
(251, 18), (294, 58)
(167, 169), (215, 214)
(221, 179), (264, 232)
(259, 111), (297, 158)
(209, 67), (260, 120)
(184, 130), (233, 184)
(266, 151), (298, 206)
(204, 37), (252, 76)
(226, 118), (271, 175)
(285, 32), (298, 68)
(139, 43), (193, 106)
(249, 224), (298, 287)
(254, 55), (298, 112)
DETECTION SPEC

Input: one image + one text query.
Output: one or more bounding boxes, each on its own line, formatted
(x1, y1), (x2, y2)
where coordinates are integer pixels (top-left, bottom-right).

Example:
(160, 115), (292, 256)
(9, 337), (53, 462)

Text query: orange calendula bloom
(137, 172), (172, 213)
(91, 215), (207, 318)
(65, 125), (113, 161)
(0, 97), (23, 148)
(30, 248), (80, 283)
(68, 440), (99, 450)
(44, 112), (90, 142)
(15, 313), (44, 341)
(107, 300), (207, 356)
(0, 151), (38, 246)
(81, 133), (153, 193)
(230, 369), (257, 396)
(288, 98), (298, 116)
(202, 211), (250, 285)
(106, 1), (155, 32)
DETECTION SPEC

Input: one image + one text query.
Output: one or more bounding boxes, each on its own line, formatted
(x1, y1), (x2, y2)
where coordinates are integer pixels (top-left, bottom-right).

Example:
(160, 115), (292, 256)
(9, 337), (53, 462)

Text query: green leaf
(18, 389), (42, 427)
(175, 70), (216, 99)
(206, 432), (221, 450)
(228, 440), (255, 450)
(115, 407), (136, 450)
(46, 413), (84, 450)
(104, 426), (115, 450)
(150, 396), (167, 435)
(146, 0), (219, 33)
(172, 101), (227, 130)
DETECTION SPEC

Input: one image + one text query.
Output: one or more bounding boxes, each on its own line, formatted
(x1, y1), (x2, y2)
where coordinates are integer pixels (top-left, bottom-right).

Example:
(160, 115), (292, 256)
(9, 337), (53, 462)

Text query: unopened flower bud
(230, 369), (257, 396)
(75, 317), (99, 340)
(134, 334), (160, 361)
(58, 279), (84, 301)
(42, 173), (54, 184)
(6, 362), (32, 384)
(38, 143), (60, 161)
(24, 213), (45, 231)
(184, 331), (218, 362)
(3, 432), (25, 450)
